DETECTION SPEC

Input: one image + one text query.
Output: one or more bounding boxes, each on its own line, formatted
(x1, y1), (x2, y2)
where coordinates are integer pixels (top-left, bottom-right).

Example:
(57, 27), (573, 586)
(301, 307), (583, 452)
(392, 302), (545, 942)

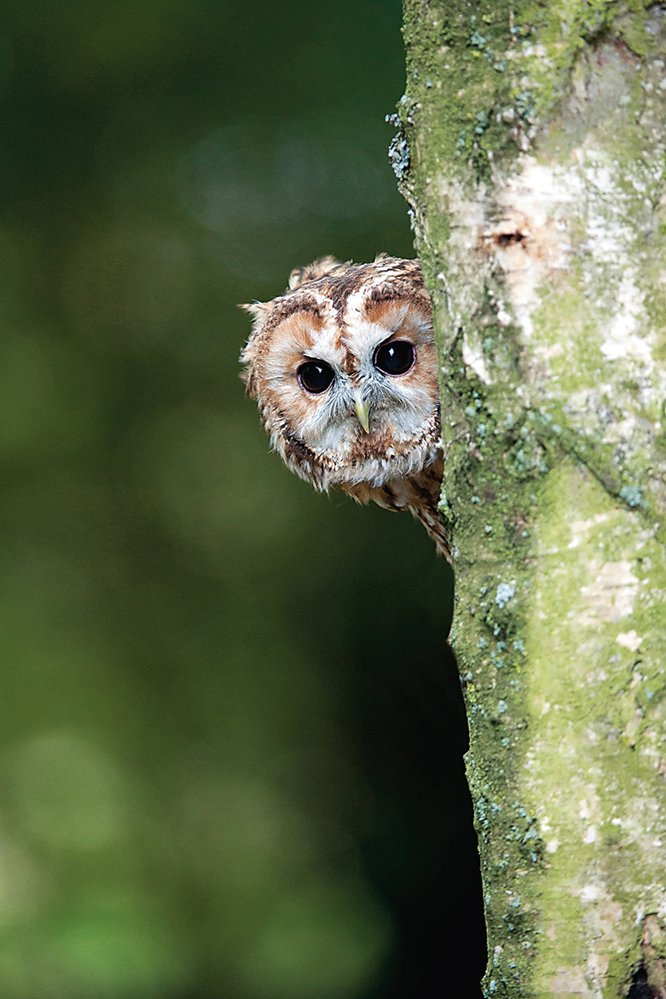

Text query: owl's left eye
(373, 340), (415, 376)
(297, 360), (335, 394)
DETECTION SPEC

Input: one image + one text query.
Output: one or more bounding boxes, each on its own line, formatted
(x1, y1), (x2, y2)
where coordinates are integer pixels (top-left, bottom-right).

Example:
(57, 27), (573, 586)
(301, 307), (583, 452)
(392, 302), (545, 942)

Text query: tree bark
(398, 2), (666, 996)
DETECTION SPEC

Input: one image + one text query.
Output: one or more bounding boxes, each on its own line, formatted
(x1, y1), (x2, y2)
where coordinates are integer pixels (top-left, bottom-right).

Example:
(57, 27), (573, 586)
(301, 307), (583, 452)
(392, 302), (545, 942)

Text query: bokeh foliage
(0, 2), (479, 996)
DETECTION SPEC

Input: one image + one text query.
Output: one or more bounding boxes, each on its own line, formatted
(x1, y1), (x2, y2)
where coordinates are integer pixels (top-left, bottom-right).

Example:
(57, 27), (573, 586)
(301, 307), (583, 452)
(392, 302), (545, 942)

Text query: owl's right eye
(297, 360), (334, 394)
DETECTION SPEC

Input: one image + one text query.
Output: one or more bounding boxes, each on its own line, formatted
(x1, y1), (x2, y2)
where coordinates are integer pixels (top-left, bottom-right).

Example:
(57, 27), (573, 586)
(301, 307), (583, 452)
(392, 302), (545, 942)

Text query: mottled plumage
(240, 255), (448, 557)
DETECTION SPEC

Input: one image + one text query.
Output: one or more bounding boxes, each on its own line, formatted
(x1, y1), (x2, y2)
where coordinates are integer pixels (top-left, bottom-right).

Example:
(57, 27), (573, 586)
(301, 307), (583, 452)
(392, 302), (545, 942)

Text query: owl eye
(297, 360), (335, 394)
(373, 340), (415, 376)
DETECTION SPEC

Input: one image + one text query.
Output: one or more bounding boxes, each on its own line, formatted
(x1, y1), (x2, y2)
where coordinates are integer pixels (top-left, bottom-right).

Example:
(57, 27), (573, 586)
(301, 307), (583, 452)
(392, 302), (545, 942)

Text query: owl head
(240, 255), (440, 496)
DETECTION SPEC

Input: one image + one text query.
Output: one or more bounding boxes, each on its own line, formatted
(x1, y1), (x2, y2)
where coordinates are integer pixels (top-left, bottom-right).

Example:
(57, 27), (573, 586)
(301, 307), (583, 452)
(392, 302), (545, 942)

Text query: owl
(240, 255), (448, 558)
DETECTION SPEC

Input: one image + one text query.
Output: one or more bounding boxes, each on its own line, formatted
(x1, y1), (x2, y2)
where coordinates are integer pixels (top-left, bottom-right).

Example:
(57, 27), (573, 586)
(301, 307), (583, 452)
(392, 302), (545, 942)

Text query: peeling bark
(398, 2), (666, 996)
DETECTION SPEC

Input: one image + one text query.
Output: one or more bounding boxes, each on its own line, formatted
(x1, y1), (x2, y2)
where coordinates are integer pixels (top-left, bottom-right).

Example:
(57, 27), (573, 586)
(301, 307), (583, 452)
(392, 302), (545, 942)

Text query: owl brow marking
(363, 290), (431, 332)
(265, 296), (323, 335)
(366, 284), (421, 302)
(326, 268), (374, 314)
(364, 286), (428, 311)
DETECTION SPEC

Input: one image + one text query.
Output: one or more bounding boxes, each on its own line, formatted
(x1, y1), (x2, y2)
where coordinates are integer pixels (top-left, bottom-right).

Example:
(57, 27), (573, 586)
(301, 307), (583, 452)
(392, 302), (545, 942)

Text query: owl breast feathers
(240, 255), (448, 558)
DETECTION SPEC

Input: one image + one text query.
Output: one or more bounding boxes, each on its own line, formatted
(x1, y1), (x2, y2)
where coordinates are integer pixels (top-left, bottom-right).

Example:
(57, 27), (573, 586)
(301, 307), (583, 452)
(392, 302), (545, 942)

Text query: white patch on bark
(478, 153), (666, 425)
(616, 630), (642, 651)
(461, 335), (492, 384)
(480, 159), (570, 338)
(548, 966), (591, 996)
(578, 560), (639, 625)
(600, 269), (650, 363)
(567, 512), (612, 550)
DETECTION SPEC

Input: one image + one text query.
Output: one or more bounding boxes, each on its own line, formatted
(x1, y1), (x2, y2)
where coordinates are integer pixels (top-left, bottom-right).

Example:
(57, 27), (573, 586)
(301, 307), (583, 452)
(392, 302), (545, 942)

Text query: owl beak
(353, 394), (371, 433)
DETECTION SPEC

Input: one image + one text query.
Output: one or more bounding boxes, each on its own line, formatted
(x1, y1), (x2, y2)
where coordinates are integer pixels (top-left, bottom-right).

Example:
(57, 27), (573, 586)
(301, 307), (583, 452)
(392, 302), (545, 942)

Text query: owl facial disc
(240, 254), (450, 558)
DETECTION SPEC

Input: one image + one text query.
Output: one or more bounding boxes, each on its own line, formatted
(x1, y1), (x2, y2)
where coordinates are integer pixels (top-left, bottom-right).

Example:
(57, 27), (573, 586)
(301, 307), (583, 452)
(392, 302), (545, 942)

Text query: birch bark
(398, 2), (666, 995)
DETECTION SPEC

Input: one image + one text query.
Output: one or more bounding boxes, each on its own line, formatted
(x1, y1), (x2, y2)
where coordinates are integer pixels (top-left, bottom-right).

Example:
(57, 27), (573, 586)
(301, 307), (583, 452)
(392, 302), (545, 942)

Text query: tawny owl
(240, 255), (448, 558)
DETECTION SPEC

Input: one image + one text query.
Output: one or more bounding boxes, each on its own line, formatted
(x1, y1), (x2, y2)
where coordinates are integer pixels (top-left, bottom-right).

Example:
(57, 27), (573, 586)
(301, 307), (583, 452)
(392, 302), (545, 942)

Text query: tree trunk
(398, 2), (666, 996)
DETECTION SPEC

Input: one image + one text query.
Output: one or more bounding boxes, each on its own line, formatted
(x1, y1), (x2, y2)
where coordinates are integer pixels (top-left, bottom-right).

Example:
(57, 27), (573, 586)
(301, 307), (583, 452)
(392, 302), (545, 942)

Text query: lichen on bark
(398, 1), (666, 995)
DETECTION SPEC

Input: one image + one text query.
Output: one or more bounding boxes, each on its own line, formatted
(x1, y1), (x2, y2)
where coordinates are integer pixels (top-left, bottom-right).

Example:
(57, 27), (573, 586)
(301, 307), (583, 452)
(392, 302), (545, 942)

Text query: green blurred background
(0, 2), (483, 996)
